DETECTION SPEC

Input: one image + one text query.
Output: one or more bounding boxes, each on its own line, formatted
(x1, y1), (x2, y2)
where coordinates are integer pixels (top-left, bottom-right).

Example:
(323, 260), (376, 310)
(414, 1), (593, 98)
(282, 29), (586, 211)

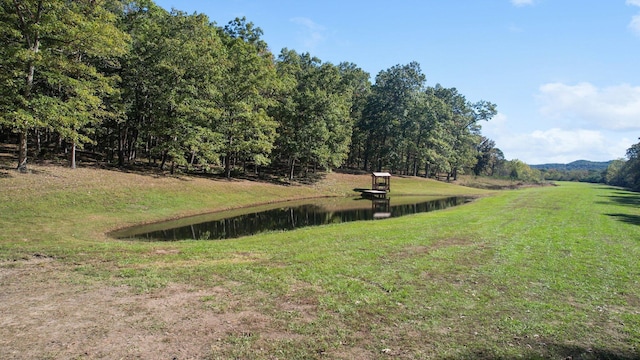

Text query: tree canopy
(0, 0), (508, 181)
(603, 139), (640, 191)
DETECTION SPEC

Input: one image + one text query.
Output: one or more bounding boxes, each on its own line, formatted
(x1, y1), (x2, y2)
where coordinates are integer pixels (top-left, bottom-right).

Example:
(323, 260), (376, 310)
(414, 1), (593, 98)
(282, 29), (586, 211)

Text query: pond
(111, 196), (471, 241)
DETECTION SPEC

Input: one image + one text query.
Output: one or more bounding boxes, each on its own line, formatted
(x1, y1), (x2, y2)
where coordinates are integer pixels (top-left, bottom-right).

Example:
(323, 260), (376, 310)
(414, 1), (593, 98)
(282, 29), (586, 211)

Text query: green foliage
(273, 49), (357, 179)
(474, 137), (505, 176)
(217, 18), (281, 177)
(0, 0), (129, 168)
(604, 159), (627, 185)
(352, 66), (499, 180)
(495, 159), (542, 182)
(118, 6), (227, 170)
(360, 62), (427, 172)
(623, 140), (640, 190)
(600, 139), (640, 190)
(0, 0), (501, 180)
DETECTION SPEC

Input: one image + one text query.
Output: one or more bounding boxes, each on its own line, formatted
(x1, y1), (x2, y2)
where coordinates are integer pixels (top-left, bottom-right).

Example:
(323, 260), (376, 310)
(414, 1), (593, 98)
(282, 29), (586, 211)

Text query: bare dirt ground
(0, 257), (291, 360)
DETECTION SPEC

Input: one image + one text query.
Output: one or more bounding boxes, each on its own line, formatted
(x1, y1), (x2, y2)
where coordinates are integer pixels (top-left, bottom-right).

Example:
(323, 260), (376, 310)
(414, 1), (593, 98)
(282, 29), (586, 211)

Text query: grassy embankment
(1, 164), (639, 359)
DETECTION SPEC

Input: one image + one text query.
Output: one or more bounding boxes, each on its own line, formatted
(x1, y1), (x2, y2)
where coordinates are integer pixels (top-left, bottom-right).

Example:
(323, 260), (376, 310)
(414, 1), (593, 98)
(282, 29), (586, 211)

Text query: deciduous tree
(217, 18), (280, 178)
(0, 0), (128, 169)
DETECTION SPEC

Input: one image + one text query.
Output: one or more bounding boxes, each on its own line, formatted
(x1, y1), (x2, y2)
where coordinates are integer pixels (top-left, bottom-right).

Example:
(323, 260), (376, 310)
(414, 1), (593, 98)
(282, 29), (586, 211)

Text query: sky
(154, 0), (640, 165)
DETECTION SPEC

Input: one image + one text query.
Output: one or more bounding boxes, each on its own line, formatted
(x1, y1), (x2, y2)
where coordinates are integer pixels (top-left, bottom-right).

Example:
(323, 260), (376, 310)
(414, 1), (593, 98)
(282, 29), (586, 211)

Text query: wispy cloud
(627, 0), (640, 36)
(537, 82), (640, 131)
(511, 0), (535, 7)
(629, 14), (640, 36)
(290, 17), (326, 50)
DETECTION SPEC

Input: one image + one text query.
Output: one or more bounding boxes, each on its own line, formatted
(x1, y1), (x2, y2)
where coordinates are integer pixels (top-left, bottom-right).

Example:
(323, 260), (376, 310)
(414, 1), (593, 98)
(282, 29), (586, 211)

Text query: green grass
(1, 166), (639, 359)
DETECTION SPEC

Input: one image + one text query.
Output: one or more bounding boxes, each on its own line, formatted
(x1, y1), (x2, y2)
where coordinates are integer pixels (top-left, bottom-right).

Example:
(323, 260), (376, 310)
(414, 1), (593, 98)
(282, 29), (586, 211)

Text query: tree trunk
(363, 137), (372, 171)
(117, 125), (125, 166)
(36, 128), (41, 155)
(289, 157), (296, 180)
(160, 150), (168, 170)
(17, 131), (28, 171)
(225, 134), (233, 179)
(225, 153), (232, 179)
(405, 149), (411, 175)
(70, 141), (76, 169)
(128, 129), (138, 161)
(15, 1), (43, 170)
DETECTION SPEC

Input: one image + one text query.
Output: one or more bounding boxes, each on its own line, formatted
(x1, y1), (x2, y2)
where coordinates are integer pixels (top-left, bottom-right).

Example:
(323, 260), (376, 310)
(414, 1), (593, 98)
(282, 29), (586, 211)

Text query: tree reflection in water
(116, 196), (470, 241)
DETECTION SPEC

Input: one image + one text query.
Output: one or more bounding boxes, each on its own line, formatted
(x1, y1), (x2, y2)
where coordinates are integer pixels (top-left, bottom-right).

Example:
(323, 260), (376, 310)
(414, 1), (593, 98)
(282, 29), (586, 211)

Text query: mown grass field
(1, 163), (639, 359)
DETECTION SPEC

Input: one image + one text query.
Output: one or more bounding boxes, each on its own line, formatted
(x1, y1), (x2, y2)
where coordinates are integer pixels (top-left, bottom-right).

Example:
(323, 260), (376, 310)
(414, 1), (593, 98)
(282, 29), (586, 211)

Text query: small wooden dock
(371, 172), (391, 192)
(361, 172), (391, 199)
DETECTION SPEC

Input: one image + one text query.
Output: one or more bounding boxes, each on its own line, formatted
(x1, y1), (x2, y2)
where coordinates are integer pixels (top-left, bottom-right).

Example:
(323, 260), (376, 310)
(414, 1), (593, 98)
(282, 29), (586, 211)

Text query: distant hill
(530, 160), (613, 171)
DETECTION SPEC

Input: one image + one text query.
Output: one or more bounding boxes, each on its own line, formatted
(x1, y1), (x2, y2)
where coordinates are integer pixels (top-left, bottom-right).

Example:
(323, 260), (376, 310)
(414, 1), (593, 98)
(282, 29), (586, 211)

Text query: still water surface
(112, 196), (470, 241)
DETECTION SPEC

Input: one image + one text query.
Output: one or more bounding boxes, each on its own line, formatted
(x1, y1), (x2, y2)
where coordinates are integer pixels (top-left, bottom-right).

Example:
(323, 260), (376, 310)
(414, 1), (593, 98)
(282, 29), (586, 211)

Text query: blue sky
(154, 0), (640, 164)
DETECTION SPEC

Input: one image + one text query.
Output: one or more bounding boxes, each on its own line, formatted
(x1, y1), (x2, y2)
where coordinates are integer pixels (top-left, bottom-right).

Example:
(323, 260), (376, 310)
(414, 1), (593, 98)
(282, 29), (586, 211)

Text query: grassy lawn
(1, 165), (639, 359)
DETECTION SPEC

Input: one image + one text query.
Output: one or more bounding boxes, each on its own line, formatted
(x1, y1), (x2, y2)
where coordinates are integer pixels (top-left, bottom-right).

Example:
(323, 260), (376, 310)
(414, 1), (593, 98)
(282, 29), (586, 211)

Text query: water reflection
(113, 196), (470, 241)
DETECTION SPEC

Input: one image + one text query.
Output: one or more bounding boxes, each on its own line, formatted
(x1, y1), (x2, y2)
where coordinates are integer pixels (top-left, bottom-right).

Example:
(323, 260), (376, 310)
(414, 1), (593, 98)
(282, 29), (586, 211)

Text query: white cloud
(290, 17), (326, 50)
(529, 128), (605, 158)
(511, 0), (535, 7)
(508, 128), (626, 164)
(481, 113), (632, 164)
(537, 82), (640, 131)
(629, 14), (640, 36)
(627, 0), (640, 36)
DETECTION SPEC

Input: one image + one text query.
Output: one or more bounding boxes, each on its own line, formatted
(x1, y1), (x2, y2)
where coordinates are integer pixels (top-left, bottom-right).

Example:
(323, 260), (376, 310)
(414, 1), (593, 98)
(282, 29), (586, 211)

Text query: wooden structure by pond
(372, 172), (391, 191)
(362, 172), (391, 199)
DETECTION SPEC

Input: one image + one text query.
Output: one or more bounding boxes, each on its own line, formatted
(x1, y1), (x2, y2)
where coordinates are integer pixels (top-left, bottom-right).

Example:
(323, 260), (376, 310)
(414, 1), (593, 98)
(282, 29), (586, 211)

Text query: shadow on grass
(446, 344), (639, 360)
(0, 164), (53, 177)
(0, 164), (13, 178)
(607, 213), (640, 226)
(75, 161), (301, 187)
(608, 194), (640, 207)
(597, 189), (640, 208)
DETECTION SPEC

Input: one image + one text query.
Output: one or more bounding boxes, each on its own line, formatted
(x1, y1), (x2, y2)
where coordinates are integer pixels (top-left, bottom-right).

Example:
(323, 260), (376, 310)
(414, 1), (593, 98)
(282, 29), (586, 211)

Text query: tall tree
(217, 17), (280, 178)
(362, 62), (426, 171)
(339, 62), (372, 169)
(622, 139), (640, 190)
(474, 137), (504, 176)
(409, 91), (453, 177)
(0, 0), (128, 169)
(119, 7), (225, 172)
(273, 50), (354, 179)
(111, 0), (167, 166)
(430, 85), (497, 180)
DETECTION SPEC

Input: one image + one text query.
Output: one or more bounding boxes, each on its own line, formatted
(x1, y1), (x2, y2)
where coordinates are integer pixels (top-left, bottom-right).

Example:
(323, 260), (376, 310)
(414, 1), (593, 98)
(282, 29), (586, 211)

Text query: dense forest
(1, 0), (638, 190)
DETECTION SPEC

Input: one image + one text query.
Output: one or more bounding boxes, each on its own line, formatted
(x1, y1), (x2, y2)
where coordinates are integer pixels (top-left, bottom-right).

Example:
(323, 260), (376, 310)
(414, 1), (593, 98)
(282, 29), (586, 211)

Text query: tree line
(0, 0), (535, 182)
(528, 143), (640, 191)
(604, 141), (640, 191)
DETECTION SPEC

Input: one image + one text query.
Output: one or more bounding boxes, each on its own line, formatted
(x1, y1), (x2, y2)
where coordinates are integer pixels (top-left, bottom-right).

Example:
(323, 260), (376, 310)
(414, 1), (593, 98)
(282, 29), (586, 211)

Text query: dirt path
(0, 257), (276, 359)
